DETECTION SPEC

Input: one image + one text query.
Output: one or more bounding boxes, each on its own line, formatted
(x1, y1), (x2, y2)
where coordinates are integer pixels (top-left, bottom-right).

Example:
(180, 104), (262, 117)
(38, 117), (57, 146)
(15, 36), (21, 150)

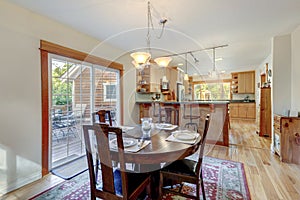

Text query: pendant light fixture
(209, 47), (218, 78)
(131, 1), (172, 70)
(184, 53), (189, 81)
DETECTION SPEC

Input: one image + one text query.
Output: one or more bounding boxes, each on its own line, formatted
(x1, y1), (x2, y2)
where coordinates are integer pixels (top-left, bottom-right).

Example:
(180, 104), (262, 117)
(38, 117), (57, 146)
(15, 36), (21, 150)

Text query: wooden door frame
(40, 40), (124, 176)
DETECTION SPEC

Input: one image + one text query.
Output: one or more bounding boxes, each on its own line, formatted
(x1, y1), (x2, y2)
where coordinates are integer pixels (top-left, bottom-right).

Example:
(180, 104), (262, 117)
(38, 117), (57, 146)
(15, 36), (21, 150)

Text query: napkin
(125, 140), (151, 152)
(165, 130), (200, 144)
(110, 138), (151, 153)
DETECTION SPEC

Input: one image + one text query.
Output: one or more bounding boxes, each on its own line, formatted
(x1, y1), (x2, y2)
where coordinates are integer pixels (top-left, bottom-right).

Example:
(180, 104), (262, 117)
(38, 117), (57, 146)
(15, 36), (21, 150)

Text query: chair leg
(146, 181), (151, 199)
(95, 154), (99, 181)
(159, 172), (163, 199)
(200, 172), (206, 200)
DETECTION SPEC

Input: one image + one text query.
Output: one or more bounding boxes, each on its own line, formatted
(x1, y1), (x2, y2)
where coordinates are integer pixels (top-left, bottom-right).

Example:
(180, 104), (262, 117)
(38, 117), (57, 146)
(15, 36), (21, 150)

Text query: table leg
(136, 163), (161, 199)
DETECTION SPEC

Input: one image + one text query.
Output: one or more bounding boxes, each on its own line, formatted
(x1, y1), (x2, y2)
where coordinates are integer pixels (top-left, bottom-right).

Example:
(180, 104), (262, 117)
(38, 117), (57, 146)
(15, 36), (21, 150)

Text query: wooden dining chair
(83, 123), (151, 200)
(159, 114), (210, 200)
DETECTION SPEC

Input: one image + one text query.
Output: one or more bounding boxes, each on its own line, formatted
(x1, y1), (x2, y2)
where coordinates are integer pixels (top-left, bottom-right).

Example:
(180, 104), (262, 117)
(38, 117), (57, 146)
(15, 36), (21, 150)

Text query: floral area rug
(161, 156), (251, 200)
(29, 157), (250, 200)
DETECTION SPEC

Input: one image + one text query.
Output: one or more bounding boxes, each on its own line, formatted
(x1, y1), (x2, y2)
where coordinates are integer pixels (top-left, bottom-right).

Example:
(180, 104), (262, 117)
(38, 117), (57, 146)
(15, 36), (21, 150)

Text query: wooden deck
(51, 121), (88, 168)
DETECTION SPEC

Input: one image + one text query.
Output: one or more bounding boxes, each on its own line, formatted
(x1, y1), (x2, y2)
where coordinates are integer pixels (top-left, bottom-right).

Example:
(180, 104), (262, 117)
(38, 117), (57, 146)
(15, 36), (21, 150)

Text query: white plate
(110, 138), (137, 148)
(172, 131), (196, 141)
(156, 123), (173, 129)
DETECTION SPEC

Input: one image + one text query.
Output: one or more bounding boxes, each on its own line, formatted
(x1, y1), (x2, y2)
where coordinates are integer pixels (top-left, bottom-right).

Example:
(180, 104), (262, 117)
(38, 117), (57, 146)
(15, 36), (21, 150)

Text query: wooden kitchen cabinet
(238, 103), (247, 118)
(238, 71), (255, 93)
(231, 71), (255, 94)
(231, 73), (239, 94)
(136, 66), (163, 93)
(273, 114), (300, 164)
(229, 102), (256, 119)
(259, 87), (271, 137)
(229, 103), (239, 118)
(246, 103), (256, 119)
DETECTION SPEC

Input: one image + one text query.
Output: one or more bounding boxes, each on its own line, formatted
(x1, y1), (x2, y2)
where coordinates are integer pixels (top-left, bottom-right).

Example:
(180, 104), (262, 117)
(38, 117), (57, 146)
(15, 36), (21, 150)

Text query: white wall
(0, 1), (136, 194)
(291, 26), (300, 113)
(272, 34), (292, 115)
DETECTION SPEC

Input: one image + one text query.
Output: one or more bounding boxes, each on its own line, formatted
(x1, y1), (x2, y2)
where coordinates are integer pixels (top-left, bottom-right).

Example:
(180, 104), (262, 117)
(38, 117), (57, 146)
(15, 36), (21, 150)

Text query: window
(194, 81), (231, 100)
(103, 82), (117, 101)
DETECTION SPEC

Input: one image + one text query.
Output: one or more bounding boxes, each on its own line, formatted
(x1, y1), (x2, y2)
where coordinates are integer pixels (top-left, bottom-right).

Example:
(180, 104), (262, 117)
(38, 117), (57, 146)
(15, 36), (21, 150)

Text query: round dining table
(117, 126), (201, 169)
(112, 125), (202, 198)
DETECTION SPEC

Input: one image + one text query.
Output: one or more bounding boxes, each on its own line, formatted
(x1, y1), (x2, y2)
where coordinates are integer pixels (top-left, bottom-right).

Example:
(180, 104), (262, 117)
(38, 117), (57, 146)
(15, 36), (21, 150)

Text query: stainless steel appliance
(177, 83), (185, 102)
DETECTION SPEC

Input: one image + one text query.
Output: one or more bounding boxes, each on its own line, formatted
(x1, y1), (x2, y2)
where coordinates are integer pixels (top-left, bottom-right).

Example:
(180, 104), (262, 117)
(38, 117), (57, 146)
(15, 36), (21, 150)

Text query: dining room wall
(272, 34), (292, 116)
(291, 25), (300, 113)
(0, 1), (134, 195)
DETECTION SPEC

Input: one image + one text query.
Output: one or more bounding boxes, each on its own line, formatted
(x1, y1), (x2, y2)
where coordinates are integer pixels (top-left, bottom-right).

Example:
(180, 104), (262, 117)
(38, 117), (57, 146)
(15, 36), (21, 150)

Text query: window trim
(40, 40), (124, 176)
(103, 82), (117, 102)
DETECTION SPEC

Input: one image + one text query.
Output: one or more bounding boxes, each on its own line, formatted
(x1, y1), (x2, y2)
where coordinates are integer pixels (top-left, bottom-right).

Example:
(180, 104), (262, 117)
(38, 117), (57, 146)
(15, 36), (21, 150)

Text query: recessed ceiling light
(215, 58), (223, 61)
(178, 63), (183, 66)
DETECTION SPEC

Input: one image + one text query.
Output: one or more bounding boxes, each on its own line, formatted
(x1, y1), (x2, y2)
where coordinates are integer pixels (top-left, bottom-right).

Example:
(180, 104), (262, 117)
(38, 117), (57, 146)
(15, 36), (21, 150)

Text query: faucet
(244, 95), (250, 102)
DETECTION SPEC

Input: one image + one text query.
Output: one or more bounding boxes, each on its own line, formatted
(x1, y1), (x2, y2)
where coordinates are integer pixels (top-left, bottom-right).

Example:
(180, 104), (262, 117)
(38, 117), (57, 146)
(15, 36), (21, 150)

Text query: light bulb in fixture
(131, 61), (145, 71)
(162, 75), (168, 82)
(184, 73), (189, 80)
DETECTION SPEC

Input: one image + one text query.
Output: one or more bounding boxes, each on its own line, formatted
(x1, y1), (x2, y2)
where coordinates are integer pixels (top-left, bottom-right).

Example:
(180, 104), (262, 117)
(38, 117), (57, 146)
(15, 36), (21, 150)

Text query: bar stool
(183, 103), (200, 131)
(164, 106), (179, 125)
(152, 102), (165, 123)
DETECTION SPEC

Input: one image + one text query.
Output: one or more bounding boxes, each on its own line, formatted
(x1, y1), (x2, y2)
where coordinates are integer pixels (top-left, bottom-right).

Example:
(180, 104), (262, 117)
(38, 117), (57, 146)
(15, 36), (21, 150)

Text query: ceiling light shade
(154, 57), (172, 67)
(130, 52), (151, 65)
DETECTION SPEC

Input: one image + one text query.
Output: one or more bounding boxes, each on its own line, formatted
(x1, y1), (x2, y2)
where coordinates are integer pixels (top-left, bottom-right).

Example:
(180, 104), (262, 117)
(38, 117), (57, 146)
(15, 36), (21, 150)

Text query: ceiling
(7, 0), (300, 75)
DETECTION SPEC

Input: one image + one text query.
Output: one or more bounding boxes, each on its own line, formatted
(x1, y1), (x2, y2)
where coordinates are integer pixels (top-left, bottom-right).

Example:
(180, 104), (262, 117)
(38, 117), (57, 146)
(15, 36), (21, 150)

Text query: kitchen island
(136, 101), (229, 146)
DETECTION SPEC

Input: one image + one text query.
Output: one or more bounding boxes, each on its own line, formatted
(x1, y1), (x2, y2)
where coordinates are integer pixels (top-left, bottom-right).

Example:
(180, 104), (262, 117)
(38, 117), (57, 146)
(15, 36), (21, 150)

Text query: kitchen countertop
(136, 100), (230, 104)
(230, 100), (255, 103)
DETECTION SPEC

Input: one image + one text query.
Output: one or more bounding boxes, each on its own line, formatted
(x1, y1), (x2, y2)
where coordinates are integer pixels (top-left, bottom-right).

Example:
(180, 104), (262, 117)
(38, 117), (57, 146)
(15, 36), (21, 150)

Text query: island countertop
(137, 100), (229, 147)
(135, 100), (230, 104)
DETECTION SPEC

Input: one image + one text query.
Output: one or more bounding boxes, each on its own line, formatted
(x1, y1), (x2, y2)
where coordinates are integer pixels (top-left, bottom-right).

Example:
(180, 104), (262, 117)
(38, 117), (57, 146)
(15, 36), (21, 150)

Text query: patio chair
(159, 114), (210, 200)
(83, 123), (151, 200)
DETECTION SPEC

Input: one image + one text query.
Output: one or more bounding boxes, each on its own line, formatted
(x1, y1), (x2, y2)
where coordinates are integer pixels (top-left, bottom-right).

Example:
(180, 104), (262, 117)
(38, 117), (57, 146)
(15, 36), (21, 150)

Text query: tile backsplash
(232, 93), (255, 100)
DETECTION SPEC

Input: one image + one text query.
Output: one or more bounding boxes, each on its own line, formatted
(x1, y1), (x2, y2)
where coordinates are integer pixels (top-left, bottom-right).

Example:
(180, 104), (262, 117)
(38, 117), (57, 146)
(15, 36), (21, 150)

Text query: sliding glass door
(49, 54), (120, 168)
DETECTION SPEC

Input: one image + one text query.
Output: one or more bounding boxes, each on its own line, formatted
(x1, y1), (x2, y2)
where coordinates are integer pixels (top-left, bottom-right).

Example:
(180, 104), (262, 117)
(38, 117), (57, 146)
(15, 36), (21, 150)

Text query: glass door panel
(49, 55), (120, 169)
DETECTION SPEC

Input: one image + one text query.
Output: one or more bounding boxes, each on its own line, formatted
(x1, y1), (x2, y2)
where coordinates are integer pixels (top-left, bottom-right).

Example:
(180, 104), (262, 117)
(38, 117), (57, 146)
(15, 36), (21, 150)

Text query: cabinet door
(229, 104), (239, 118)
(244, 72), (255, 93)
(246, 103), (256, 119)
(238, 104), (247, 118)
(237, 71), (255, 94)
(260, 88), (271, 136)
(238, 73), (246, 93)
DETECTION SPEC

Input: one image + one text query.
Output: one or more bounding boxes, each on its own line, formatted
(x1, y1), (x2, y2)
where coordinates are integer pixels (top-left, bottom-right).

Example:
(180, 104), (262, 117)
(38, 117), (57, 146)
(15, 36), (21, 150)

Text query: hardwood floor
(2, 119), (300, 200)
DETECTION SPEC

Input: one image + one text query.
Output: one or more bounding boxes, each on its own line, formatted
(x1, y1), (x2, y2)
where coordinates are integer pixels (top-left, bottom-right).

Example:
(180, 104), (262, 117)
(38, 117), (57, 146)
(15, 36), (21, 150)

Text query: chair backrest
(92, 110), (113, 126)
(83, 123), (129, 199)
(195, 114), (210, 176)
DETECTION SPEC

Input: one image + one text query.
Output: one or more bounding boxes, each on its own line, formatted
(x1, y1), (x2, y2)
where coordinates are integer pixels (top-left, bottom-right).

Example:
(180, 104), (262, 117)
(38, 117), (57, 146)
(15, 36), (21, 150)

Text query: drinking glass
(141, 117), (152, 139)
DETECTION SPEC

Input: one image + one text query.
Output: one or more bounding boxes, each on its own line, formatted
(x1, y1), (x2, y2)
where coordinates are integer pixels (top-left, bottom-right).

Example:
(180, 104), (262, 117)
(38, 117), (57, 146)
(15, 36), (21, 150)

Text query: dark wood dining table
(118, 126), (201, 164)
(111, 125), (202, 198)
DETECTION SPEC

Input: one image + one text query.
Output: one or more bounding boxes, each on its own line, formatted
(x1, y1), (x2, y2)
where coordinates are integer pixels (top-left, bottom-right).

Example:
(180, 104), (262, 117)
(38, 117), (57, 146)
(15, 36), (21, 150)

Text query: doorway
(49, 54), (120, 169)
